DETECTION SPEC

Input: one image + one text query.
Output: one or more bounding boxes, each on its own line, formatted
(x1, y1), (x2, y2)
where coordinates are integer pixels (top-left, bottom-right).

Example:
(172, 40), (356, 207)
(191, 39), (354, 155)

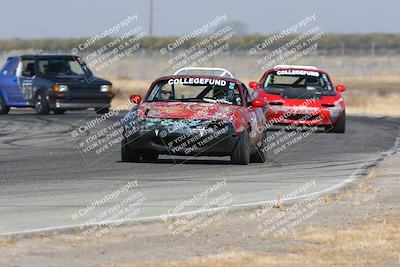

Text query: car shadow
(117, 157), (233, 165)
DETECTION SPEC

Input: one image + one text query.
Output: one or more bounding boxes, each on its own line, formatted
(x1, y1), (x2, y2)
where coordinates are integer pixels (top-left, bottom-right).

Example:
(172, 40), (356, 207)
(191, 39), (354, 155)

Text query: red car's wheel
(250, 130), (267, 163)
(328, 112), (346, 133)
(231, 129), (250, 165)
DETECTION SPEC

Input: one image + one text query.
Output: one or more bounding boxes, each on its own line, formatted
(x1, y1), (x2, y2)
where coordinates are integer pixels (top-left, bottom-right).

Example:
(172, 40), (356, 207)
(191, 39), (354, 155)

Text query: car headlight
(101, 85), (111, 92)
(59, 85), (68, 92)
(329, 102), (343, 119)
(54, 84), (68, 92)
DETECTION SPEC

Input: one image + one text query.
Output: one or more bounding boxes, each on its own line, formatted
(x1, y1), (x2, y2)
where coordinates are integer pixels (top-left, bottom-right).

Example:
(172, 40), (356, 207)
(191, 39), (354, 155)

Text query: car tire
(0, 94), (10, 114)
(95, 107), (109, 114)
(142, 151), (159, 161)
(53, 109), (66, 114)
(121, 138), (141, 162)
(35, 91), (50, 115)
(231, 128), (250, 165)
(328, 112), (346, 133)
(250, 130), (267, 163)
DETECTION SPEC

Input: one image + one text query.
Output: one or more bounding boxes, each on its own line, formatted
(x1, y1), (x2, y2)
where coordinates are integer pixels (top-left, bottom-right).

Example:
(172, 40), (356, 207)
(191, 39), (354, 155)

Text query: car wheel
(0, 94), (10, 114)
(35, 91), (50, 115)
(53, 109), (66, 114)
(142, 151), (159, 161)
(95, 107), (109, 114)
(250, 130), (267, 163)
(121, 138), (141, 162)
(327, 112), (346, 133)
(231, 128), (250, 165)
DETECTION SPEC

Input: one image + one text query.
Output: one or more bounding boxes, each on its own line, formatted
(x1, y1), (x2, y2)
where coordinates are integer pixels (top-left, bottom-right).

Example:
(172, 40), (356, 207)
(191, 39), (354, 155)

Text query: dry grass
(105, 211), (400, 267)
(103, 165), (400, 267)
(336, 75), (400, 116)
(0, 237), (15, 247)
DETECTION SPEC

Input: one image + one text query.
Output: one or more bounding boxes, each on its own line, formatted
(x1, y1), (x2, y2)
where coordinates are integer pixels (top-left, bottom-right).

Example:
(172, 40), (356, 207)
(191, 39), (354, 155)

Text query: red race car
(121, 67), (268, 165)
(249, 65), (346, 133)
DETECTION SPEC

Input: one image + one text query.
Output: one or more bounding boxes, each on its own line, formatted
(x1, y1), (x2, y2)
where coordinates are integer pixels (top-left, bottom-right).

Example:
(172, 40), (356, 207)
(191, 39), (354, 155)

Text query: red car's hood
(137, 101), (240, 120)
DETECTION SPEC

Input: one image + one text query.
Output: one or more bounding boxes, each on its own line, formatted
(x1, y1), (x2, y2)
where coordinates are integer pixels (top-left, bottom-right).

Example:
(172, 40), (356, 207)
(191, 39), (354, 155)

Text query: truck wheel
(53, 109), (66, 114)
(35, 91), (50, 115)
(0, 94), (10, 114)
(231, 129), (250, 165)
(250, 130), (267, 163)
(121, 138), (141, 162)
(327, 112), (346, 133)
(95, 107), (109, 114)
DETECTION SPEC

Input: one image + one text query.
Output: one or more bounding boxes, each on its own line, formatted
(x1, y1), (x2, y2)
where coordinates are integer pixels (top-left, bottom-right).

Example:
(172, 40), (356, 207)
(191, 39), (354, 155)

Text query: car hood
(137, 101), (240, 120)
(264, 87), (336, 100)
(40, 75), (110, 85)
(264, 90), (342, 108)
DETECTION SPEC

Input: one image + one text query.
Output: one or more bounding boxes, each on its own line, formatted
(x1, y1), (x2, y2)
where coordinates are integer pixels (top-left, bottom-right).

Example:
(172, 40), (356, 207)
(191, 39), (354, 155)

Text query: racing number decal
(22, 82), (33, 99)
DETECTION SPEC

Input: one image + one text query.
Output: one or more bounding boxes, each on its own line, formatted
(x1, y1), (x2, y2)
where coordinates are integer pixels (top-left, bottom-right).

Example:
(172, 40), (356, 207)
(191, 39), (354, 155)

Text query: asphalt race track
(0, 111), (399, 235)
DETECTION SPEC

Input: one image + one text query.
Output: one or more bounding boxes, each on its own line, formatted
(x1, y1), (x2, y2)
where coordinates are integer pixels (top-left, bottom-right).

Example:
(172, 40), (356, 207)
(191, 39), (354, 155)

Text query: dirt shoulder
(0, 153), (399, 267)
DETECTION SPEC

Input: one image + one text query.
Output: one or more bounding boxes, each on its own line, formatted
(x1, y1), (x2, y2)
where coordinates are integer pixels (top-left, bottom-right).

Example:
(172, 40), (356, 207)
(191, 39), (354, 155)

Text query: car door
(1, 57), (21, 104)
(17, 59), (36, 103)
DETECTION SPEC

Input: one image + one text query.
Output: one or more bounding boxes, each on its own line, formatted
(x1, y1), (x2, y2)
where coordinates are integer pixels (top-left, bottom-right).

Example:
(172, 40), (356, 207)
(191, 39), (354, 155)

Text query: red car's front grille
(284, 114), (321, 121)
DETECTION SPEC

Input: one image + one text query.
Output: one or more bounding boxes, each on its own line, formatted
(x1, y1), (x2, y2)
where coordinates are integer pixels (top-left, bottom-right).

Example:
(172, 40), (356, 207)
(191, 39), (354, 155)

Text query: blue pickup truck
(0, 54), (114, 114)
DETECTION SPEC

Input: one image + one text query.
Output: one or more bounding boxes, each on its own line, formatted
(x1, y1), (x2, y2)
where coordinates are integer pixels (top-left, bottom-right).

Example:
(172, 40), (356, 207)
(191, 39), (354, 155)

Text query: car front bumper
(49, 99), (111, 110)
(266, 106), (344, 126)
(123, 120), (239, 156)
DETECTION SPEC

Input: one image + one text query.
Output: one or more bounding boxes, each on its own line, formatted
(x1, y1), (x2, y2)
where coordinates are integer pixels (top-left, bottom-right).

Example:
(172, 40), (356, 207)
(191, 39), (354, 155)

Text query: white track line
(0, 154), (382, 237)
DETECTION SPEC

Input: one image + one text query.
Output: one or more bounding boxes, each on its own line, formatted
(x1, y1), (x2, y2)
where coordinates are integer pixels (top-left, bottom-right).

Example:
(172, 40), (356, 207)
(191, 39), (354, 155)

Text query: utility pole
(371, 42), (375, 58)
(149, 0), (154, 36)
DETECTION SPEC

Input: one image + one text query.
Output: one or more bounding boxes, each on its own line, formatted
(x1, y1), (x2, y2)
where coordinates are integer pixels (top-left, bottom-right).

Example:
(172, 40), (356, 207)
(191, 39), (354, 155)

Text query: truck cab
(0, 55), (114, 115)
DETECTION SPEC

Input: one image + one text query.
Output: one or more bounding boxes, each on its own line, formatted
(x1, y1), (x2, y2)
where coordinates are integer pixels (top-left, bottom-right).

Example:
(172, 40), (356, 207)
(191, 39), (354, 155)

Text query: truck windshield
(38, 58), (91, 77)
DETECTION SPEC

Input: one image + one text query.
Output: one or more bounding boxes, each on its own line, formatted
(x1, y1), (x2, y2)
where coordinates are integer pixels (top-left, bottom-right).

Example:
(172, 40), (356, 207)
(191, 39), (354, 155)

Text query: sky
(0, 0), (398, 39)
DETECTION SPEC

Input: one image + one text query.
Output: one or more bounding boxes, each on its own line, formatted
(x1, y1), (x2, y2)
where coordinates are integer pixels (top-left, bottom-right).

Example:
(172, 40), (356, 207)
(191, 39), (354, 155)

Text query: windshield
(147, 77), (243, 105)
(264, 70), (333, 91)
(37, 58), (91, 77)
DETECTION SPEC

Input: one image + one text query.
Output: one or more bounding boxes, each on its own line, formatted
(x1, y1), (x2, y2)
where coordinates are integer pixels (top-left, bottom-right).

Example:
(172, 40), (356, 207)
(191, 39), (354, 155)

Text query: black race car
(0, 54), (114, 115)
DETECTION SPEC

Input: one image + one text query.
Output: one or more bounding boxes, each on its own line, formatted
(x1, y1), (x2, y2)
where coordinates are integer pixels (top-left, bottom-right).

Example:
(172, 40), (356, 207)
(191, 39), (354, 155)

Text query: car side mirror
(248, 81), (258, 90)
(336, 85), (346, 92)
(252, 98), (265, 108)
(129, 95), (142, 104)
